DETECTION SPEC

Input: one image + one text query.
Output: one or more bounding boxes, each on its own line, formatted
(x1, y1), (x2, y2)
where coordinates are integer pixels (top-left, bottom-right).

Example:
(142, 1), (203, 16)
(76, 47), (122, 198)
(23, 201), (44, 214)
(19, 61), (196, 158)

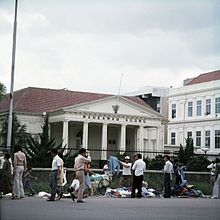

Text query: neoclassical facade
(0, 87), (165, 160)
(167, 71), (220, 156)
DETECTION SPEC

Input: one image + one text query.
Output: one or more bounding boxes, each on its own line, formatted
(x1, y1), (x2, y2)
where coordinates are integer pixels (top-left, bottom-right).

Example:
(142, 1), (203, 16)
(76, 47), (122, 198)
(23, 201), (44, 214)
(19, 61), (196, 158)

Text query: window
(156, 99), (161, 113)
(188, 101), (193, 117)
(216, 97), (220, 113)
(196, 100), (202, 116)
(205, 130), (210, 148)
(171, 104), (176, 119)
(171, 132), (175, 145)
(187, 131), (192, 139)
(196, 131), (201, 146)
(206, 99), (211, 115)
(215, 130), (220, 148)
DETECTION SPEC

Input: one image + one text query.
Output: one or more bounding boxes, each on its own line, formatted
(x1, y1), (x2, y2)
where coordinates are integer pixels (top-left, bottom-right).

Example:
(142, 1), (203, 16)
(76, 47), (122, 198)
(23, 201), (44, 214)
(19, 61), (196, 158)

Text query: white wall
(168, 79), (220, 155)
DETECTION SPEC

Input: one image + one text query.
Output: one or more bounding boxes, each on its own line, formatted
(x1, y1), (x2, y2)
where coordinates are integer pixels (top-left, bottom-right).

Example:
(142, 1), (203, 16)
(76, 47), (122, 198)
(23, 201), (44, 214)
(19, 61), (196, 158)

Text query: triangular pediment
(63, 96), (162, 118)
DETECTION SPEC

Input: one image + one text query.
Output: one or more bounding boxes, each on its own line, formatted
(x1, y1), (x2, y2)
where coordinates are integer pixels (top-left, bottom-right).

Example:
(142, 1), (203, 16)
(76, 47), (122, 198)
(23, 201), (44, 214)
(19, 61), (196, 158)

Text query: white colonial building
(0, 87), (166, 160)
(167, 70), (220, 157)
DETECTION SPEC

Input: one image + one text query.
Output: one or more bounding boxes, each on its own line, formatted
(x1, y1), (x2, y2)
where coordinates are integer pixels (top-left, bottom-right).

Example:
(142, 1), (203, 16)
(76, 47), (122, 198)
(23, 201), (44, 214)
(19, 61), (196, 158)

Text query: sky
(0, 0), (220, 95)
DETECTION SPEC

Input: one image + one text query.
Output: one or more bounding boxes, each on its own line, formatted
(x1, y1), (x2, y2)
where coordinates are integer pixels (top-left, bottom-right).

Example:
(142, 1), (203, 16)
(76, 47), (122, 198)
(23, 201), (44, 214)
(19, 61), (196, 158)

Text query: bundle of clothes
(104, 181), (160, 198)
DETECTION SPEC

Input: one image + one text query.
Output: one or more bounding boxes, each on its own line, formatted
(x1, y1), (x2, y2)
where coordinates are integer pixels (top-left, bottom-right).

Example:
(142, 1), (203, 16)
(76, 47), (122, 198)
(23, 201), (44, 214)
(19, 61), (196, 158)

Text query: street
(1, 196), (220, 220)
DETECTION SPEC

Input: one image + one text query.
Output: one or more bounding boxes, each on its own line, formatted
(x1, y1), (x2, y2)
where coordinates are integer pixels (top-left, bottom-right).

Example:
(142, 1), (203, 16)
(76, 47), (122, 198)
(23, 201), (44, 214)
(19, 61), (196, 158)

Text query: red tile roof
(0, 87), (151, 114)
(186, 70), (220, 85)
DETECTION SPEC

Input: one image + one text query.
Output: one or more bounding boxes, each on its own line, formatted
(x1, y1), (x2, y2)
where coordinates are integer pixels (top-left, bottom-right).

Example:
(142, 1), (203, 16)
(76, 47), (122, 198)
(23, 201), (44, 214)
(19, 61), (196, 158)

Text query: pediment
(63, 96), (162, 119)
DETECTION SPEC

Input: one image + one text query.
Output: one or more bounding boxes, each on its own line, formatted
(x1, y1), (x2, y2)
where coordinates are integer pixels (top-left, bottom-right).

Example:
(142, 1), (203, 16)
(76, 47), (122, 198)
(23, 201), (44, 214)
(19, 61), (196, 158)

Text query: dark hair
(174, 158), (179, 163)
(58, 152), (63, 159)
(136, 153), (142, 159)
(14, 144), (22, 152)
(78, 148), (86, 155)
(51, 148), (58, 154)
(164, 155), (170, 160)
(216, 158), (220, 163)
(3, 149), (9, 154)
(4, 152), (11, 160)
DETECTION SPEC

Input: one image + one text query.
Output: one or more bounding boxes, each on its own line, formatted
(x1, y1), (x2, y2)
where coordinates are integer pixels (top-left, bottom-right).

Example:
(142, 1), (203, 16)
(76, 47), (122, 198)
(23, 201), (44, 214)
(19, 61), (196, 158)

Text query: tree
(178, 138), (194, 165)
(187, 155), (210, 171)
(178, 144), (186, 164)
(147, 154), (164, 170)
(0, 113), (29, 154)
(0, 82), (7, 101)
(24, 115), (65, 167)
(185, 137), (194, 162)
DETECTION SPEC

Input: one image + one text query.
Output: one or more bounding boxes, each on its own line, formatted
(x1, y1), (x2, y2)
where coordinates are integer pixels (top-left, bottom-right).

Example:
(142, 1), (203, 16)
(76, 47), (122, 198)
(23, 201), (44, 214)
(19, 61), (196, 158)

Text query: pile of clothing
(104, 184), (159, 198)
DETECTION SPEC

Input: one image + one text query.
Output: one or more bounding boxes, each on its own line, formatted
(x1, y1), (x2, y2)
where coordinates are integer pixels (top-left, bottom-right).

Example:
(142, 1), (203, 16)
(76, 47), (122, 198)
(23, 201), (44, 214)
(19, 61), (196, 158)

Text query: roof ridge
(12, 86), (115, 96)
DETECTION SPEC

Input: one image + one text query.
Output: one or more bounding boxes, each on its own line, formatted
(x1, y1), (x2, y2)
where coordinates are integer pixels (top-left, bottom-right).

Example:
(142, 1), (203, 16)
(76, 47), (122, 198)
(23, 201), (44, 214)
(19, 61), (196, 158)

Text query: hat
(125, 156), (130, 160)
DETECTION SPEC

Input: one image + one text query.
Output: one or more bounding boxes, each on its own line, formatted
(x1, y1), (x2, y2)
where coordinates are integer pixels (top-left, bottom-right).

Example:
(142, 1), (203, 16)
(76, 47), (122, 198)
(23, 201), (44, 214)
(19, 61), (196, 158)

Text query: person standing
(212, 158), (220, 199)
(47, 148), (62, 201)
(0, 149), (13, 175)
(0, 152), (14, 198)
(13, 144), (27, 199)
(131, 154), (146, 198)
(163, 155), (173, 198)
(119, 156), (132, 187)
(74, 148), (91, 203)
(207, 160), (216, 188)
(56, 152), (64, 200)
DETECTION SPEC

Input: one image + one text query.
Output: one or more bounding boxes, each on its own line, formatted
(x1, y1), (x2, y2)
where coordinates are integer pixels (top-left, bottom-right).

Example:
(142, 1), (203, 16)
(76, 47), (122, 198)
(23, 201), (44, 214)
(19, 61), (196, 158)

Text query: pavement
(1, 196), (220, 220)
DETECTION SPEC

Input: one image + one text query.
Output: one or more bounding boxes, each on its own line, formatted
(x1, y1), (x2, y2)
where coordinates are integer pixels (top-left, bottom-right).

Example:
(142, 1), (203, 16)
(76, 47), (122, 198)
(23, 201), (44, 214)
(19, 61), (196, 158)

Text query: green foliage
(178, 138), (194, 165)
(147, 154), (164, 170)
(24, 116), (64, 167)
(0, 82), (6, 101)
(143, 157), (150, 169)
(0, 113), (29, 154)
(185, 138), (194, 161)
(187, 155), (210, 172)
(189, 181), (212, 195)
(178, 144), (186, 164)
(63, 152), (77, 168)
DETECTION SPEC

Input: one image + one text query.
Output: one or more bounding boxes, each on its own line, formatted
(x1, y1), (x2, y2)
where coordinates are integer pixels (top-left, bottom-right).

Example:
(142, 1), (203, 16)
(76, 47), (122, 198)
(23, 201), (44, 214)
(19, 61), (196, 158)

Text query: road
(1, 196), (220, 220)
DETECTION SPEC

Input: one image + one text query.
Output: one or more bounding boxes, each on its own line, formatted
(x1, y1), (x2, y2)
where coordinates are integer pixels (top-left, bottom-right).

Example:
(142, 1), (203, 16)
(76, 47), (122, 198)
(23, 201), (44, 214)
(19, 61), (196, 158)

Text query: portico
(49, 109), (164, 160)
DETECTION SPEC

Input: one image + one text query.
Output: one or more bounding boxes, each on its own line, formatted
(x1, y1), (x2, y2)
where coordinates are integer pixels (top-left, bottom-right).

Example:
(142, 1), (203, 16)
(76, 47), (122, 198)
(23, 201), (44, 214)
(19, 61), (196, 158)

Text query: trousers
(13, 166), (25, 198)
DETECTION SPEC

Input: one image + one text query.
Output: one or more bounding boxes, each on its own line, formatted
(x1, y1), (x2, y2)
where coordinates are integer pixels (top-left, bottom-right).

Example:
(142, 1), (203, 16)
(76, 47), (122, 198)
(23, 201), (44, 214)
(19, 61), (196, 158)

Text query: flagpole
(7, 0), (18, 151)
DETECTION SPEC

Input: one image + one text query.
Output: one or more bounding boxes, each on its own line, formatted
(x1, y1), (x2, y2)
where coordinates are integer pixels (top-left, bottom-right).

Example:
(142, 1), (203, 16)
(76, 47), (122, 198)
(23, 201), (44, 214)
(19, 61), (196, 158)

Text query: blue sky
(0, 0), (220, 94)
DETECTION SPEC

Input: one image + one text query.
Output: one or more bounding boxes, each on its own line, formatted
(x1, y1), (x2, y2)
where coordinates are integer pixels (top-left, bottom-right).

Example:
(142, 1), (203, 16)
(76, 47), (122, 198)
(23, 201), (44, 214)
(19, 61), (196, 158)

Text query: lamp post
(6, 0), (18, 151)
(201, 147), (209, 156)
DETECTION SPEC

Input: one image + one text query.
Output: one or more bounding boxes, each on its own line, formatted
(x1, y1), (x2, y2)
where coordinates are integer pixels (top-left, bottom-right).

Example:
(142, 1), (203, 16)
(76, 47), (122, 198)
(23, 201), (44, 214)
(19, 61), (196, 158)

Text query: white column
(210, 126), (215, 151)
(137, 125), (144, 152)
(101, 123), (108, 160)
(62, 120), (69, 148)
(156, 126), (163, 152)
(120, 124), (126, 153)
(211, 95), (215, 116)
(83, 121), (89, 149)
(201, 126), (205, 148)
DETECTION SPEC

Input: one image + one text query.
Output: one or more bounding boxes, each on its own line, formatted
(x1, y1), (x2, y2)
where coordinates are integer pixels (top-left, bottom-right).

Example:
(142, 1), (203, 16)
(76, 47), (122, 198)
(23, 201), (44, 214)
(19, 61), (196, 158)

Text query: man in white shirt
(119, 156), (132, 187)
(131, 154), (146, 198)
(74, 148), (91, 203)
(207, 161), (216, 187)
(163, 155), (173, 198)
(47, 148), (62, 201)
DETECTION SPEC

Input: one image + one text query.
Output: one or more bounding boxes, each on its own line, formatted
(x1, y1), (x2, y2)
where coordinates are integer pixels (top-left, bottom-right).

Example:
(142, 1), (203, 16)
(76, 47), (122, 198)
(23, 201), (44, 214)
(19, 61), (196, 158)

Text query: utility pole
(7, 0), (18, 151)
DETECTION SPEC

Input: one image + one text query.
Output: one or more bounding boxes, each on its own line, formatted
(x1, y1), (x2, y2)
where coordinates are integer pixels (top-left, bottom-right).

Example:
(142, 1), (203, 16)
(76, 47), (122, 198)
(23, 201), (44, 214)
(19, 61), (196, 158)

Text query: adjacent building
(167, 70), (220, 157)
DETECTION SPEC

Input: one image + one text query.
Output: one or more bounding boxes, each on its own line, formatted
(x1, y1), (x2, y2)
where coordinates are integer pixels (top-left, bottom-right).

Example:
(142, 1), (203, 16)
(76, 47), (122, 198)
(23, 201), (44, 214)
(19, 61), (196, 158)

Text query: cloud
(0, 0), (219, 95)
